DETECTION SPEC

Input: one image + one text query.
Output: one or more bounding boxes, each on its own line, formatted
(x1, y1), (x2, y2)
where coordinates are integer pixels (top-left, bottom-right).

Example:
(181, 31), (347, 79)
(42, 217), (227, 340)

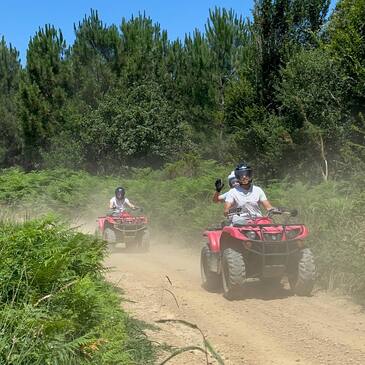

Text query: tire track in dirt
(105, 244), (365, 365)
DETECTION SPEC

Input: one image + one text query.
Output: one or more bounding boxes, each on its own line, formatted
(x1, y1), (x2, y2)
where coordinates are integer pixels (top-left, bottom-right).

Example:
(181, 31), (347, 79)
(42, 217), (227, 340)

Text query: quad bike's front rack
(237, 223), (306, 277)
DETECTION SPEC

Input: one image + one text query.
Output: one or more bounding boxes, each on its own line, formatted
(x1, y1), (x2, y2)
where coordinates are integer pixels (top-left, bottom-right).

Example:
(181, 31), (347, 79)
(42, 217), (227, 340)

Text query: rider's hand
(215, 179), (224, 193)
(268, 207), (281, 214)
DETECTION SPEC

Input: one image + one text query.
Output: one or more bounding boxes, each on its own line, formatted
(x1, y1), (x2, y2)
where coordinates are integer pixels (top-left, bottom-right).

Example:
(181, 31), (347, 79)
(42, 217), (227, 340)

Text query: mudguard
(222, 226), (247, 241)
(204, 230), (223, 253)
(97, 217), (107, 232)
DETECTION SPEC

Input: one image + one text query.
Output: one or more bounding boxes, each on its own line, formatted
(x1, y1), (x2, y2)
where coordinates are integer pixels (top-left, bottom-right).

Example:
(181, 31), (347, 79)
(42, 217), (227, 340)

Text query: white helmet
(227, 171), (239, 188)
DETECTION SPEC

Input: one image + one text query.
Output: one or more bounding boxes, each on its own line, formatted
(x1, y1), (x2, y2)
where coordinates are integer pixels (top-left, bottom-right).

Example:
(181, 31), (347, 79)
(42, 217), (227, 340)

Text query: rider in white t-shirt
(224, 163), (276, 225)
(109, 187), (136, 211)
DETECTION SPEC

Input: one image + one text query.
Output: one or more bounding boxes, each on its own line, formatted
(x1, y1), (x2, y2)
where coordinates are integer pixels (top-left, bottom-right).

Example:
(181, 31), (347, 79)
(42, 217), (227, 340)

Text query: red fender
(204, 230), (223, 253)
(97, 217), (107, 232)
(222, 226), (247, 241)
(285, 225), (309, 240)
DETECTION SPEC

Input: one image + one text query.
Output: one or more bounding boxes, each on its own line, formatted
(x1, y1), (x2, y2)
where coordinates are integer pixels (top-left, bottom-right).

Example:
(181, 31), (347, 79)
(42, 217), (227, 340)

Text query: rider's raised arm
(213, 192), (226, 203)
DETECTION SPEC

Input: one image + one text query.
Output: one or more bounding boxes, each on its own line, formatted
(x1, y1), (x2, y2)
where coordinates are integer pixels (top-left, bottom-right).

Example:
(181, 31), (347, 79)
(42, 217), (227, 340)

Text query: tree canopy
(0, 2), (363, 180)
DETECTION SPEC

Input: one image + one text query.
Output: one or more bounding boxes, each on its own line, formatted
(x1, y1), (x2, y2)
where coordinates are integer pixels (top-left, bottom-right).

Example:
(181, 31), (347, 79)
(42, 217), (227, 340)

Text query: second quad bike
(200, 208), (315, 299)
(97, 207), (150, 252)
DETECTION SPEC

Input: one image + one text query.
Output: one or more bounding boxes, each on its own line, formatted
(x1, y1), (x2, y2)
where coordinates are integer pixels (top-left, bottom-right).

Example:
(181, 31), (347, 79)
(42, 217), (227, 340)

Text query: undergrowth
(0, 217), (155, 364)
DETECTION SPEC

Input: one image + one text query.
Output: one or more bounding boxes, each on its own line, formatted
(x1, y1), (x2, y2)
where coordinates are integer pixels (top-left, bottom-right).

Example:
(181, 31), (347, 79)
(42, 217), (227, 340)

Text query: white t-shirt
(225, 185), (267, 217)
(218, 192), (228, 201)
(110, 197), (131, 211)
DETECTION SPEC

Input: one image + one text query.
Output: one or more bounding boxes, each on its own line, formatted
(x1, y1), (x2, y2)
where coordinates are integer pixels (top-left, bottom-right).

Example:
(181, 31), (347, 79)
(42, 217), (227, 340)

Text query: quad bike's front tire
(103, 227), (116, 243)
(288, 248), (315, 296)
(138, 230), (150, 252)
(126, 231), (150, 252)
(200, 245), (221, 291)
(221, 248), (246, 300)
(103, 227), (117, 252)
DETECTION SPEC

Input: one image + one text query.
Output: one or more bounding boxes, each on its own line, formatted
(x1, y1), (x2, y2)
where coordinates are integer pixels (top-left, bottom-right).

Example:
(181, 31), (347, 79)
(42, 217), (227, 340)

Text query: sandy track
(104, 244), (365, 365)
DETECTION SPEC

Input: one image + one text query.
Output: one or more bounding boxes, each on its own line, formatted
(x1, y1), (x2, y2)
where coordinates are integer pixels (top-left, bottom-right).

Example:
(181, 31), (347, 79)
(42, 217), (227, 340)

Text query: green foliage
(80, 80), (193, 170)
(71, 10), (121, 108)
(120, 13), (169, 85)
(18, 25), (70, 167)
(328, 0), (365, 107)
(0, 168), (116, 217)
(205, 7), (248, 78)
(277, 47), (349, 178)
(341, 113), (365, 171)
(253, 0), (330, 107)
(0, 38), (22, 167)
(0, 3), (362, 178)
(227, 105), (290, 177)
(267, 178), (365, 297)
(0, 217), (154, 364)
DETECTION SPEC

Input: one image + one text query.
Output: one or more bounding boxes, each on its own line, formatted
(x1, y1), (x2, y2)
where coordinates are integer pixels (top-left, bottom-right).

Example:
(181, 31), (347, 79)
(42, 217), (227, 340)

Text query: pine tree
(0, 37), (22, 166)
(71, 9), (121, 108)
(253, 0), (330, 108)
(18, 25), (69, 167)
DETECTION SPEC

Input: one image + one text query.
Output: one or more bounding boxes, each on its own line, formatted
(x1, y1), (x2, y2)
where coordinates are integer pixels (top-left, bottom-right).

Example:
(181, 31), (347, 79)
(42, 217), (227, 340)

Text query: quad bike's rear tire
(200, 245), (221, 291)
(288, 248), (315, 296)
(221, 248), (246, 300)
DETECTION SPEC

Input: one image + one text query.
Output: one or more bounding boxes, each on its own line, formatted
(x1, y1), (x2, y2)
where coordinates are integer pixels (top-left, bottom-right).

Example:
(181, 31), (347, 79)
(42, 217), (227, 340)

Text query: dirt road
(104, 244), (365, 365)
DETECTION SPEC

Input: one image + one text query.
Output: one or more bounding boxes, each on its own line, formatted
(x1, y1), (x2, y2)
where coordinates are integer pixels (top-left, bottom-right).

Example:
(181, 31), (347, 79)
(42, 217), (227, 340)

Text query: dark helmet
(234, 162), (253, 183)
(115, 187), (125, 200)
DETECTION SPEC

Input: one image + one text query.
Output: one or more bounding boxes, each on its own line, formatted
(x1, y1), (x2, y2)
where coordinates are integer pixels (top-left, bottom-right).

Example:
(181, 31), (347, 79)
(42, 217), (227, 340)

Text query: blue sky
(0, 0), (338, 64)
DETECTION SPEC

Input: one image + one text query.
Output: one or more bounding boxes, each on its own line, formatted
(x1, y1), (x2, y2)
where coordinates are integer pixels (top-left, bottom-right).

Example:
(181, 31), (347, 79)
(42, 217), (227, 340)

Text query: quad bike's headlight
(243, 230), (258, 240)
(285, 228), (300, 240)
(263, 233), (282, 241)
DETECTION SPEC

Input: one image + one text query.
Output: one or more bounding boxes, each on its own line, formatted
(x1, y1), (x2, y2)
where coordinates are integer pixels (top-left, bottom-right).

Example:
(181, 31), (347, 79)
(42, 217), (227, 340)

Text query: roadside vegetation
(0, 216), (154, 364)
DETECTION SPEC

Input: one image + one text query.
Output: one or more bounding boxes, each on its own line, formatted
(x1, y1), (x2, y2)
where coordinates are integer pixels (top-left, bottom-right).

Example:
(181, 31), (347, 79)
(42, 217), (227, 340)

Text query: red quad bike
(97, 208), (150, 252)
(200, 208), (315, 299)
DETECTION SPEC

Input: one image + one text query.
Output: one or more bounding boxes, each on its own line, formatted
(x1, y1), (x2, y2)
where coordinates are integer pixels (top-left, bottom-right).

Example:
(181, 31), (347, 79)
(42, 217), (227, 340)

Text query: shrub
(0, 217), (154, 364)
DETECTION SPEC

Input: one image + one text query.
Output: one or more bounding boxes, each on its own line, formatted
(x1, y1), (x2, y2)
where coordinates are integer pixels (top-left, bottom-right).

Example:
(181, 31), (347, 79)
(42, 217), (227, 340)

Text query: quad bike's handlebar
(108, 206), (144, 215)
(227, 207), (298, 219)
(268, 207), (298, 218)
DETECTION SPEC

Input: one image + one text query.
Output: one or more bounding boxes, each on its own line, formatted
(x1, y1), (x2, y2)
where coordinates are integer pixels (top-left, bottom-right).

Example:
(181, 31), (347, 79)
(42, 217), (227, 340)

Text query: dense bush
(267, 178), (365, 296)
(0, 217), (154, 364)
